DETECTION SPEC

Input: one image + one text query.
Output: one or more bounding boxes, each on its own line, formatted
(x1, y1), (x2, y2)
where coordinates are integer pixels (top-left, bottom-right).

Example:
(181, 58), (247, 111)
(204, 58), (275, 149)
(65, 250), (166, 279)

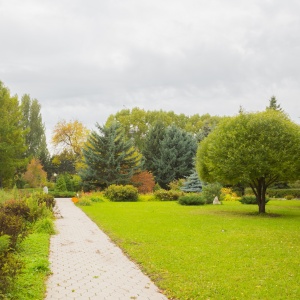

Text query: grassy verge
(81, 200), (300, 300)
(7, 233), (51, 300)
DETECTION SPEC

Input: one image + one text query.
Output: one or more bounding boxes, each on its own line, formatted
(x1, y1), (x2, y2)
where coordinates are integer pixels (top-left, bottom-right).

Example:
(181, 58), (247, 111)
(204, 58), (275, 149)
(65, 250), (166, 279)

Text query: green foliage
(106, 107), (222, 150)
(267, 188), (300, 199)
(178, 193), (205, 205)
(50, 190), (76, 198)
(50, 150), (77, 175)
(77, 198), (92, 206)
(168, 178), (186, 191)
(201, 182), (222, 204)
(0, 251), (24, 296)
(23, 158), (47, 188)
(266, 95), (283, 112)
(239, 195), (270, 205)
(35, 193), (56, 211)
(55, 174), (67, 192)
(0, 212), (28, 248)
(152, 125), (197, 189)
(81, 122), (142, 189)
(154, 189), (184, 201)
(197, 110), (300, 213)
(25, 195), (53, 222)
(143, 121), (166, 172)
(104, 184), (138, 202)
(20, 94), (49, 161)
(0, 189), (14, 204)
(8, 233), (51, 300)
(33, 218), (55, 234)
(180, 170), (202, 192)
(71, 174), (82, 192)
(0, 81), (27, 188)
(1, 199), (31, 221)
(0, 235), (10, 254)
(90, 196), (104, 203)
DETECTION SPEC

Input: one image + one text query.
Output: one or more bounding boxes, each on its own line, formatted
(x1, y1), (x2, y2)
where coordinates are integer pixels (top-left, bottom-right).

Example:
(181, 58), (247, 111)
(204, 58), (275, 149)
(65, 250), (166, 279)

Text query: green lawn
(8, 233), (51, 300)
(81, 200), (300, 300)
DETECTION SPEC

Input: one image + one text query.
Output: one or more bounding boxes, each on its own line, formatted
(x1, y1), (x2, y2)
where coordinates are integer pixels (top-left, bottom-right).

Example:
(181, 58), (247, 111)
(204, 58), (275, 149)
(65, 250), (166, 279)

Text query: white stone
(213, 196), (221, 205)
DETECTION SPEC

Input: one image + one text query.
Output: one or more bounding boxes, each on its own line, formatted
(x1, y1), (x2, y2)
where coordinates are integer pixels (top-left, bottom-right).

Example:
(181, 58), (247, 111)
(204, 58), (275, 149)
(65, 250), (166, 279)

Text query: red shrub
(130, 171), (155, 194)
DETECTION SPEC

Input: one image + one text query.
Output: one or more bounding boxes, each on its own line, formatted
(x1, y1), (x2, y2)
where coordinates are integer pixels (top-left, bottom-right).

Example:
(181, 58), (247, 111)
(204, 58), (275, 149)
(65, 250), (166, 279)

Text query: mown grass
(81, 200), (300, 300)
(7, 233), (51, 300)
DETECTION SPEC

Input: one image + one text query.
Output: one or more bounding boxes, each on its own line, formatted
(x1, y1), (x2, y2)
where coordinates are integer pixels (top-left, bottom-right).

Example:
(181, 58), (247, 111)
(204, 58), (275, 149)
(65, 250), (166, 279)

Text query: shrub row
(267, 189), (300, 199)
(0, 193), (55, 295)
(49, 191), (76, 198)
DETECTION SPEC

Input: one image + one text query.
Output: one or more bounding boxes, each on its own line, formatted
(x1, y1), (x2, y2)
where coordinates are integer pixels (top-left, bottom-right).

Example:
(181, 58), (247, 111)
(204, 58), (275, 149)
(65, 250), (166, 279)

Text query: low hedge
(154, 189), (184, 201)
(49, 191), (76, 198)
(178, 194), (205, 206)
(267, 189), (300, 199)
(239, 195), (270, 205)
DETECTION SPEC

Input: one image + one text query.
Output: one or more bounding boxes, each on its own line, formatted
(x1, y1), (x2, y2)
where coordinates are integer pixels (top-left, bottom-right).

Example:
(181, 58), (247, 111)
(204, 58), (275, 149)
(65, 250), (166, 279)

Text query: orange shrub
(71, 197), (79, 204)
(130, 171), (155, 194)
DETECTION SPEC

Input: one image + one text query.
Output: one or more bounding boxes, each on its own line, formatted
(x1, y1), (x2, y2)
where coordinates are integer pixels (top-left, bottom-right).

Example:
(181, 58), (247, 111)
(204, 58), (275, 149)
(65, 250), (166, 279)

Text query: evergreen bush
(178, 194), (205, 205)
(104, 185), (138, 202)
(239, 195), (270, 205)
(180, 170), (202, 192)
(55, 175), (67, 192)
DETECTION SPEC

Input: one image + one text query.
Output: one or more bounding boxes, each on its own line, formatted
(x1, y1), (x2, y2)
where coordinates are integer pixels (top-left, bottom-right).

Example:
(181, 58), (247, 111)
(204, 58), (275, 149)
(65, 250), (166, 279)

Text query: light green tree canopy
(197, 110), (300, 213)
(0, 82), (27, 187)
(106, 107), (222, 151)
(21, 94), (48, 159)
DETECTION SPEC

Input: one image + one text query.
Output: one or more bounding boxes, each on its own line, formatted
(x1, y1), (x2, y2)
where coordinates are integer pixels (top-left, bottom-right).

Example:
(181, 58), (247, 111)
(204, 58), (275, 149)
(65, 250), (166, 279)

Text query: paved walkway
(45, 198), (168, 300)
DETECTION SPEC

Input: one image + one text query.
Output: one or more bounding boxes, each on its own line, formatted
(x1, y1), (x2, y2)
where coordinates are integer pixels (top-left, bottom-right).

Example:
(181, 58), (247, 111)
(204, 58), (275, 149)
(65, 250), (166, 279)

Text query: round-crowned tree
(197, 110), (300, 213)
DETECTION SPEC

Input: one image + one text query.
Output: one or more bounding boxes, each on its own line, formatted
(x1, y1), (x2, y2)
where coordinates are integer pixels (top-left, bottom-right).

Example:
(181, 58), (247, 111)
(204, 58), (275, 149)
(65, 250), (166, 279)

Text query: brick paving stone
(45, 198), (168, 300)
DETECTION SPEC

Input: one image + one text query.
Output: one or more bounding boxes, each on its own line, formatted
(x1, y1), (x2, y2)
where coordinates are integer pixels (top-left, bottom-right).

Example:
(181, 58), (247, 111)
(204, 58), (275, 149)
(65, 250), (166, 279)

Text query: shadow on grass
(190, 207), (300, 219)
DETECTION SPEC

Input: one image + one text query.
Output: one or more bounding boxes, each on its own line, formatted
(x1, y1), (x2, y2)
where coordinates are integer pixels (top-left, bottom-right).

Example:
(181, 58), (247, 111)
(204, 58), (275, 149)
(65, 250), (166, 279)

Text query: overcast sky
(1, 0), (299, 146)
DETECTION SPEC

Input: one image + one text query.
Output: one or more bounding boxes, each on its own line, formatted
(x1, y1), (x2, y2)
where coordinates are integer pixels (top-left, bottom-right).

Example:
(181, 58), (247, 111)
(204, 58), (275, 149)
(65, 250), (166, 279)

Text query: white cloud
(0, 0), (299, 145)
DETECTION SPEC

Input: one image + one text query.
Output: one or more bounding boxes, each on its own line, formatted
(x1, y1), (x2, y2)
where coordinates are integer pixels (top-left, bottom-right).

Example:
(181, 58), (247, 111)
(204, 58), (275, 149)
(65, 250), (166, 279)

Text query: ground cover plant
(0, 191), (55, 299)
(8, 233), (51, 300)
(81, 200), (300, 299)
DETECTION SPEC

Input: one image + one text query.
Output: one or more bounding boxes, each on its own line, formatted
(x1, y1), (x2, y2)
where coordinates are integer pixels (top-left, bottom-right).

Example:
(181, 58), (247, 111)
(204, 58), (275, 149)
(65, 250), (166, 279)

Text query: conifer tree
(266, 96), (283, 111)
(81, 122), (142, 188)
(181, 170), (202, 192)
(143, 121), (166, 173)
(153, 125), (197, 189)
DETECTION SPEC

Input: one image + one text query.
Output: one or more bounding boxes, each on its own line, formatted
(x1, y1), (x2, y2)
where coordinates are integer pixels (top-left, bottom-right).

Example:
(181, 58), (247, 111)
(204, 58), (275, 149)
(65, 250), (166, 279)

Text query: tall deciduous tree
(153, 125), (197, 189)
(21, 94), (49, 160)
(81, 122), (142, 188)
(197, 110), (300, 213)
(106, 107), (222, 151)
(0, 82), (27, 187)
(52, 120), (89, 157)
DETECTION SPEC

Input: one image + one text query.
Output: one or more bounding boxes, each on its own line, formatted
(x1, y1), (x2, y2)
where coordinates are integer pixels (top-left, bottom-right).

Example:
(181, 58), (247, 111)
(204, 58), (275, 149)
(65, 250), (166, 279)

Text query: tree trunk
(256, 177), (266, 213)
